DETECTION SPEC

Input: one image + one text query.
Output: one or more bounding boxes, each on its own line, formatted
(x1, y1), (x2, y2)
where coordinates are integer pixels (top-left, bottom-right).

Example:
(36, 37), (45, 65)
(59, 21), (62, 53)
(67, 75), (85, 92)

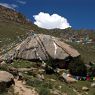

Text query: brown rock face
(2, 34), (80, 61)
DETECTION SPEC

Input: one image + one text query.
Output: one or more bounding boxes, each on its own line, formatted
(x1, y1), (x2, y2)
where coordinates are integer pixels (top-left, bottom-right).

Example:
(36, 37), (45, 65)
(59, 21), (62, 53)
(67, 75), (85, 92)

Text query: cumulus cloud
(33, 12), (71, 29)
(17, 0), (26, 5)
(0, 3), (18, 10)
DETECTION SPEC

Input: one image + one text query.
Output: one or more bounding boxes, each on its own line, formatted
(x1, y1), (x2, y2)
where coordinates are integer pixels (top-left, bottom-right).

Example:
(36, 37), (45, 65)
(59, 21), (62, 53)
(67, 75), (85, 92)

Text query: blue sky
(0, 0), (95, 29)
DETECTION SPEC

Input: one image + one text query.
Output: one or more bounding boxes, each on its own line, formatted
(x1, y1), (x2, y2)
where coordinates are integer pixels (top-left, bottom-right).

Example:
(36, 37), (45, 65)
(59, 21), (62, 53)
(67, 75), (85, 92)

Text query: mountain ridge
(0, 5), (32, 24)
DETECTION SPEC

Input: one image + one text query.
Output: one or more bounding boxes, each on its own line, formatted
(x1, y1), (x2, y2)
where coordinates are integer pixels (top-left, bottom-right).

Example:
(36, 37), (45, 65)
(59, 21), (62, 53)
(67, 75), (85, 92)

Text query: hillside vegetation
(0, 5), (95, 63)
(0, 5), (95, 95)
(0, 5), (38, 54)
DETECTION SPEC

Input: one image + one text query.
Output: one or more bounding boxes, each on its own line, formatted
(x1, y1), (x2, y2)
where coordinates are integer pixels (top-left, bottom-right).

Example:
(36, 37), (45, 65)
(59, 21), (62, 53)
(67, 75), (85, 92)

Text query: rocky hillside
(0, 5), (31, 24)
(0, 5), (95, 95)
(0, 5), (95, 63)
(0, 5), (38, 54)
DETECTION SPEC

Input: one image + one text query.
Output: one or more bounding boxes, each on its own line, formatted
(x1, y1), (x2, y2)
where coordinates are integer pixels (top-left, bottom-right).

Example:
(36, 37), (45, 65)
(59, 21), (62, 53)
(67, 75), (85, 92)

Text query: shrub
(88, 64), (95, 76)
(68, 57), (87, 76)
(0, 64), (8, 71)
(38, 87), (50, 95)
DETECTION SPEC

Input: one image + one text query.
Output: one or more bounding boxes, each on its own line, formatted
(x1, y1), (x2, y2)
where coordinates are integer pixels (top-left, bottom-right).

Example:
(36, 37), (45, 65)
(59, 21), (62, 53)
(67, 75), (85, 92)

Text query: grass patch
(68, 42), (95, 63)
(0, 86), (15, 95)
(11, 60), (35, 68)
(25, 73), (76, 95)
(71, 81), (95, 95)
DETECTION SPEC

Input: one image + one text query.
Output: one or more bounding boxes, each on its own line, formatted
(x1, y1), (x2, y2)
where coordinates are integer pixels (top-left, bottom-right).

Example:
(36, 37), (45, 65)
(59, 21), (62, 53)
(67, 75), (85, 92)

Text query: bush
(38, 87), (50, 95)
(0, 64), (9, 71)
(68, 57), (87, 76)
(88, 64), (95, 76)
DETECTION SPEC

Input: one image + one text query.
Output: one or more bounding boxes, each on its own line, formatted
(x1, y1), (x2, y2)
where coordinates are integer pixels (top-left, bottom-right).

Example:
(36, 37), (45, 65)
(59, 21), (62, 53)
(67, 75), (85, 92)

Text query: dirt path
(14, 79), (38, 95)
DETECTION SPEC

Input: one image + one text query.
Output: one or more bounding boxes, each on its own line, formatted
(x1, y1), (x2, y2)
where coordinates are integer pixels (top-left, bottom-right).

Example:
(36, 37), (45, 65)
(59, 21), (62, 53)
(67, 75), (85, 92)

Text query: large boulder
(1, 34), (80, 61)
(0, 71), (14, 91)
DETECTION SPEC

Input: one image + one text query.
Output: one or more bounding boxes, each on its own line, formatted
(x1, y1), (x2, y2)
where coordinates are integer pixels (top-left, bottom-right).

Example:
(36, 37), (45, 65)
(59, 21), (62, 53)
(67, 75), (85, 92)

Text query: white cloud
(0, 3), (18, 10)
(33, 12), (71, 29)
(17, 0), (26, 5)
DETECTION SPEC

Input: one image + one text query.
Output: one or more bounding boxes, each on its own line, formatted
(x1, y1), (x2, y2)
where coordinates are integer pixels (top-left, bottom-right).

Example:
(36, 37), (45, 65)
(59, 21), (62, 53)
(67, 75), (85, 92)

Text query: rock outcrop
(1, 34), (80, 62)
(0, 71), (14, 91)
